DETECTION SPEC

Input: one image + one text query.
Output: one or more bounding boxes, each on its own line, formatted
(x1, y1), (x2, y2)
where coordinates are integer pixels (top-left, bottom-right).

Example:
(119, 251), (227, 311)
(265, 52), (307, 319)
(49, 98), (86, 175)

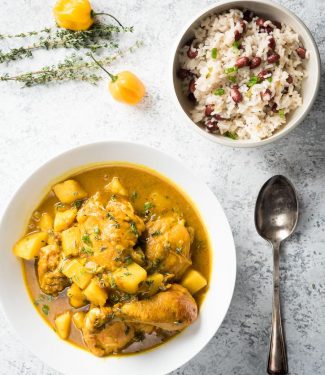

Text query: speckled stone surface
(0, 0), (324, 374)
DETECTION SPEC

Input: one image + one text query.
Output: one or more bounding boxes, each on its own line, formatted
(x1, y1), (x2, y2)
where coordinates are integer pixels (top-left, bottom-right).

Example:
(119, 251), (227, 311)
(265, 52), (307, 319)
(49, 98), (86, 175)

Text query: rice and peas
(177, 9), (308, 140)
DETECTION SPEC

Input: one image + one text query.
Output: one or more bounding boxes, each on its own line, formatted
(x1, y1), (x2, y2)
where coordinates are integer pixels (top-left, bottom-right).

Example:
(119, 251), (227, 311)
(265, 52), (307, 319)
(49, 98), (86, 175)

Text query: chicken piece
(82, 307), (134, 357)
(145, 214), (192, 279)
(77, 195), (145, 271)
(37, 244), (69, 295)
(115, 284), (198, 331)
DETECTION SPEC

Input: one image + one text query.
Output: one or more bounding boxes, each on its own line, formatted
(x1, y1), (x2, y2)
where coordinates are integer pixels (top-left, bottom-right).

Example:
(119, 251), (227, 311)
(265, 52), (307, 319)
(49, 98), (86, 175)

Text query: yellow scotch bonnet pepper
(90, 54), (145, 105)
(53, 0), (123, 31)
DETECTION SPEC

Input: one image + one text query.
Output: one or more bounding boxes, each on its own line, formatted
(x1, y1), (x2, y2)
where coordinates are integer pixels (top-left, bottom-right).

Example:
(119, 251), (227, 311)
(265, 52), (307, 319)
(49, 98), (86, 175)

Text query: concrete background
(0, 0), (324, 374)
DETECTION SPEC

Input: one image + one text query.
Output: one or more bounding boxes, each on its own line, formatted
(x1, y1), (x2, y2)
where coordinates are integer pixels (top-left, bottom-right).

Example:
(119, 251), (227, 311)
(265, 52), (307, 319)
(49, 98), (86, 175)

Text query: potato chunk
(83, 278), (108, 306)
(61, 259), (92, 289)
(105, 177), (128, 196)
(114, 263), (147, 294)
(72, 311), (86, 330)
(53, 179), (87, 204)
(53, 208), (77, 232)
(61, 226), (80, 256)
(142, 273), (164, 296)
(13, 232), (48, 260)
(181, 269), (207, 295)
(67, 283), (87, 308)
(55, 311), (71, 340)
(39, 213), (53, 232)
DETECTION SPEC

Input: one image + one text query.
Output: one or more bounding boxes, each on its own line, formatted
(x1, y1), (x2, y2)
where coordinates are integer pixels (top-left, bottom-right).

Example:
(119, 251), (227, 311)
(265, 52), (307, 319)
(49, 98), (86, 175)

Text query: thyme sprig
(0, 23), (133, 64)
(0, 27), (52, 39)
(0, 41), (143, 87)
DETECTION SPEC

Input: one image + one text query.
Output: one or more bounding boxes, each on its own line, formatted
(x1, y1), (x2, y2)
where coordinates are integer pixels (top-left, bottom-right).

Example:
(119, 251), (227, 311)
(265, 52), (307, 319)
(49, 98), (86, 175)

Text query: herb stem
(89, 53), (117, 81)
(92, 12), (124, 28)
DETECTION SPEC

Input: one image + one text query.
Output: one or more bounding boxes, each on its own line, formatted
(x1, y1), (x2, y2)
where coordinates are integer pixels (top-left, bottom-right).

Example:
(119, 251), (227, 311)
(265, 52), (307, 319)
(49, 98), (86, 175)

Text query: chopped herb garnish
(109, 276), (117, 288)
(279, 109), (285, 118)
(225, 66), (238, 74)
(80, 246), (94, 256)
(266, 77), (273, 82)
(176, 247), (182, 254)
(144, 201), (153, 211)
(232, 41), (240, 50)
(228, 76), (236, 83)
(124, 255), (133, 265)
(214, 88), (225, 96)
(100, 246), (107, 252)
(224, 131), (238, 140)
(151, 230), (162, 237)
(130, 221), (138, 236)
(247, 75), (260, 87)
(72, 199), (83, 209)
(110, 194), (117, 201)
(211, 48), (217, 59)
(82, 234), (92, 246)
(145, 279), (154, 286)
(130, 191), (138, 202)
(93, 227), (100, 235)
(124, 271), (132, 276)
(42, 304), (50, 315)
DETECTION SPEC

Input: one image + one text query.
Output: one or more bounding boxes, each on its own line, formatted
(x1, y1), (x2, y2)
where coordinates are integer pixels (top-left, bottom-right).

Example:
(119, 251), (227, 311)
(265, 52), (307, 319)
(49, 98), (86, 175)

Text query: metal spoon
(255, 175), (298, 375)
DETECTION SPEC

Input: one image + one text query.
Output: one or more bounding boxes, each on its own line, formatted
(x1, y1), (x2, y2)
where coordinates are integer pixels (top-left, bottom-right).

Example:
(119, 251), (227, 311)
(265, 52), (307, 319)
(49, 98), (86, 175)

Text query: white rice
(178, 9), (307, 140)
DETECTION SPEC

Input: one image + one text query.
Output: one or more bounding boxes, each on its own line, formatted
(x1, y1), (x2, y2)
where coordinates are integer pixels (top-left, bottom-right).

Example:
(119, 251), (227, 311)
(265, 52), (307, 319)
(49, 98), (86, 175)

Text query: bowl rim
(170, 0), (321, 148)
(0, 141), (237, 375)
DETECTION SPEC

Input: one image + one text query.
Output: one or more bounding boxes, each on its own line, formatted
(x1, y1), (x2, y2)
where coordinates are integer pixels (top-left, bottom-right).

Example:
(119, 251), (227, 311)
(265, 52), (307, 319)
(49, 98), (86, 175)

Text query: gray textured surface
(0, 0), (324, 374)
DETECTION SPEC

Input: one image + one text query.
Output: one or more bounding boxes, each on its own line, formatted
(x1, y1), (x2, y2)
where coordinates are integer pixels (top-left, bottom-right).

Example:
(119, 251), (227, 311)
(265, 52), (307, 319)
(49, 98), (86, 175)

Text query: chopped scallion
(214, 88), (225, 96)
(211, 48), (217, 59)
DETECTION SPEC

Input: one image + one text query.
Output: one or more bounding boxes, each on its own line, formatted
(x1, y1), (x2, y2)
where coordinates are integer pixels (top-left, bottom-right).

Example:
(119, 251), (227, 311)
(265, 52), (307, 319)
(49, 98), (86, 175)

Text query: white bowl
(0, 141), (236, 375)
(171, 0), (321, 147)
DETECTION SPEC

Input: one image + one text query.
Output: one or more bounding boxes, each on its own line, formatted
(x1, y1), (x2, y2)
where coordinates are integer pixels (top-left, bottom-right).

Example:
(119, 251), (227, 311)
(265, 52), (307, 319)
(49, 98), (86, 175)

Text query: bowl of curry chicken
(0, 141), (236, 375)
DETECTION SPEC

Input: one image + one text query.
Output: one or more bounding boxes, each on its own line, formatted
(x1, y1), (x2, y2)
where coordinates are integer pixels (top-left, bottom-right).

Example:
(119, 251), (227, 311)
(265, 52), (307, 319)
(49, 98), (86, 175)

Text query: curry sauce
(20, 163), (211, 355)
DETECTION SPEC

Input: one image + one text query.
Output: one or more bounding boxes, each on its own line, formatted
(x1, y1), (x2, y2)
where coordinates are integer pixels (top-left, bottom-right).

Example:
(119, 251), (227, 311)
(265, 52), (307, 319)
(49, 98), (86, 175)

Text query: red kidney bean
(271, 102), (278, 112)
(261, 89), (272, 101)
(268, 37), (276, 49)
(187, 47), (198, 59)
(256, 17), (265, 27)
(286, 75), (293, 84)
(258, 69), (271, 81)
(250, 56), (262, 69)
(234, 30), (241, 41)
(177, 69), (189, 79)
(296, 47), (306, 59)
(272, 20), (282, 29)
(205, 105), (214, 117)
(243, 10), (254, 22)
(205, 120), (219, 132)
(282, 87), (289, 94)
(188, 93), (196, 102)
(235, 56), (250, 68)
(266, 25), (273, 34)
(189, 79), (196, 93)
(231, 86), (243, 103)
(239, 20), (247, 33)
(267, 53), (280, 63)
(214, 114), (225, 121)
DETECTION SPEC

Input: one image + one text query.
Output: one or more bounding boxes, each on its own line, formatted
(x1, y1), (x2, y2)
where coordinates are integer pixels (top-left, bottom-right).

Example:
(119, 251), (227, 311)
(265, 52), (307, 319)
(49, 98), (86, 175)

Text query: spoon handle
(268, 242), (288, 374)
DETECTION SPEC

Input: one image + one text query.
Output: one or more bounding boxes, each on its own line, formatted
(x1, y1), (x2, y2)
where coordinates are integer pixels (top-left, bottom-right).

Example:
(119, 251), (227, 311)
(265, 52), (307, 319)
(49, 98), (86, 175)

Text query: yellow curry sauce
(19, 164), (211, 355)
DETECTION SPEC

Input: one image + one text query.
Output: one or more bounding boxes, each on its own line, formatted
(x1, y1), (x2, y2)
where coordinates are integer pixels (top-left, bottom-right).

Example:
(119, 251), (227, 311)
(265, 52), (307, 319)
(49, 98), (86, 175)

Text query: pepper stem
(91, 11), (124, 28)
(89, 53), (118, 82)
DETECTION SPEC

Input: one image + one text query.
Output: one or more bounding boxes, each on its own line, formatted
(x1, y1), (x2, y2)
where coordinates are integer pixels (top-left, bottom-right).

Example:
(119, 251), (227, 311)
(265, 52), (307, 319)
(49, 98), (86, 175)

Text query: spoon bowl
(255, 175), (299, 243)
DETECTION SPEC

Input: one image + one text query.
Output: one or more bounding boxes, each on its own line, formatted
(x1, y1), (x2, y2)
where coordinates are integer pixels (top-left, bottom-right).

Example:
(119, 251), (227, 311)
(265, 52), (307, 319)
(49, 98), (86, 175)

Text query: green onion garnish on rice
(232, 41), (240, 50)
(247, 75), (260, 87)
(225, 66), (238, 74)
(228, 76), (236, 83)
(214, 88), (225, 96)
(211, 48), (217, 59)
(224, 131), (238, 140)
(279, 109), (285, 118)
(267, 77), (273, 82)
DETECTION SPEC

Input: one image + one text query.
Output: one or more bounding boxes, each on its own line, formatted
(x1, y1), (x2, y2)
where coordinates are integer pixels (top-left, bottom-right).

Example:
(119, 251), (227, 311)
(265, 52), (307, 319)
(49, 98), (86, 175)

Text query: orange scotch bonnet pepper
(90, 54), (145, 105)
(53, 0), (123, 31)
